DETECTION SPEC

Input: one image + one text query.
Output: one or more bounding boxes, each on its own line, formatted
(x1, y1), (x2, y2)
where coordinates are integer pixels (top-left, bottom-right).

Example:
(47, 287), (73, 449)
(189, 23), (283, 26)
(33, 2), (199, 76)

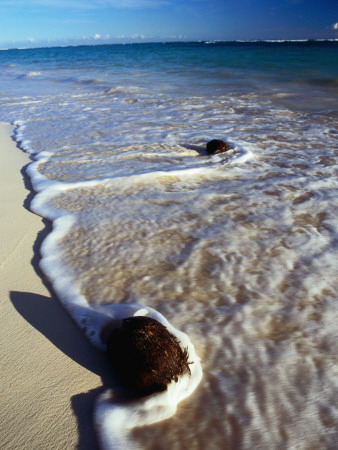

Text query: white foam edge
(28, 162), (229, 206)
(199, 140), (255, 164)
(13, 120), (34, 155)
(15, 117), (254, 192)
(233, 143), (255, 163)
(218, 143), (254, 164)
(26, 151), (61, 192)
(27, 143), (255, 201)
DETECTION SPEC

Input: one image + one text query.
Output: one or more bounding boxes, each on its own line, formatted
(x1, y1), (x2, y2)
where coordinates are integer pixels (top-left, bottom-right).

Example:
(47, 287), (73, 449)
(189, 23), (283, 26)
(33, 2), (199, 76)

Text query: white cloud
(90, 33), (113, 40)
(131, 33), (146, 39)
(333, 23), (338, 30)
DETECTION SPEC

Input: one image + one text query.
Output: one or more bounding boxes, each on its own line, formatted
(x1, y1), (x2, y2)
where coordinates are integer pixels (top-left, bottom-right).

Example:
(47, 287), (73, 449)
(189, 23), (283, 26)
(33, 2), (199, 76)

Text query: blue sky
(0, 0), (337, 48)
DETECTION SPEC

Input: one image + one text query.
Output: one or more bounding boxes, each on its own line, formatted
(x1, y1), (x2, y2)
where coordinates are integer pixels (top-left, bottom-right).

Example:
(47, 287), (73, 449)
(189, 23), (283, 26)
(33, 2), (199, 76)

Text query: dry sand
(0, 123), (112, 450)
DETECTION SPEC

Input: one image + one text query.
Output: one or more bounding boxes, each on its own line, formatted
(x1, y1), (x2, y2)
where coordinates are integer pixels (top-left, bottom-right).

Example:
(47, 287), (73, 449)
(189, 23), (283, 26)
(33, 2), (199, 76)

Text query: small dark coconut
(107, 316), (191, 396)
(206, 139), (230, 155)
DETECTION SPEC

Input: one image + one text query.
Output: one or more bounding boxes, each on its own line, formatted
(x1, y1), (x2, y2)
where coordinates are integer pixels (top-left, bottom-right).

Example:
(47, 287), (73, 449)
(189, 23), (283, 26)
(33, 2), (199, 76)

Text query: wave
(105, 86), (144, 95)
(16, 71), (42, 79)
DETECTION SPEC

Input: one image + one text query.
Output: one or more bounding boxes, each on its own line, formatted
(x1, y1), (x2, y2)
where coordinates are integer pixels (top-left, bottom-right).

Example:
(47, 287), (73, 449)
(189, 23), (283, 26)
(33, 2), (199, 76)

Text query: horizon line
(1, 38), (338, 51)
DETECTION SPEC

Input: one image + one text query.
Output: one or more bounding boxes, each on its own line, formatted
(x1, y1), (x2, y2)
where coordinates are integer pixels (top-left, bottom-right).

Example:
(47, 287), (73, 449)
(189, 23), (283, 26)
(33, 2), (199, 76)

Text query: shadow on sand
(10, 291), (114, 450)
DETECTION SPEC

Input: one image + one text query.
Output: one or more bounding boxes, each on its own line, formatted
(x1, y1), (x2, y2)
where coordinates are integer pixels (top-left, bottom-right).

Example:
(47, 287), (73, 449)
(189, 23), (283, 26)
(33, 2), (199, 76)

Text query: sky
(0, 0), (337, 48)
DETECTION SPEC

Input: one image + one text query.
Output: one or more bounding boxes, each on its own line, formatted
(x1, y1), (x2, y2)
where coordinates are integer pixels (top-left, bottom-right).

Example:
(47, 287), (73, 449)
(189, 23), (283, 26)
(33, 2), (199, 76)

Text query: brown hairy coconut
(107, 316), (191, 396)
(206, 139), (230, 154)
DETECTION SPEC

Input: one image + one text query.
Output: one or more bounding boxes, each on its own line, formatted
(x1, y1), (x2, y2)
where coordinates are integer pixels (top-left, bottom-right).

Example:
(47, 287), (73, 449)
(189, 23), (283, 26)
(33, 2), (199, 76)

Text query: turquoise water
(1, 41), (338, 450)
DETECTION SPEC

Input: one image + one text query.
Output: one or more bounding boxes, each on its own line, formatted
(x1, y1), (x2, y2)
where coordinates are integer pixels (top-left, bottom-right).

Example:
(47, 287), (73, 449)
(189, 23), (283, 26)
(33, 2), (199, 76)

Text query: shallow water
(0, 41), (338, 449)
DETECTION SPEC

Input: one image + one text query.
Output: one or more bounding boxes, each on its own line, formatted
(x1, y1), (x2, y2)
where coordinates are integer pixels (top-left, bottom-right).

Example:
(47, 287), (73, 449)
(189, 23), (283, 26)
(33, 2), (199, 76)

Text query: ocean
(0, 41), (338, 449)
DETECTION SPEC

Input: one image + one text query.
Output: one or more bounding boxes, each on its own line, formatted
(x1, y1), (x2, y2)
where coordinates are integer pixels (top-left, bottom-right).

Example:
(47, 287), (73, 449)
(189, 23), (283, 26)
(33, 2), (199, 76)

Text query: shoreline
(0, 123), (112, 450)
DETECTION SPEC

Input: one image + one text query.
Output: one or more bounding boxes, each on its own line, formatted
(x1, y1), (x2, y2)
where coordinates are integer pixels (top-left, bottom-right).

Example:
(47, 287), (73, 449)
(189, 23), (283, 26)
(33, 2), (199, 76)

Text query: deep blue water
(1, 41), (337, 102)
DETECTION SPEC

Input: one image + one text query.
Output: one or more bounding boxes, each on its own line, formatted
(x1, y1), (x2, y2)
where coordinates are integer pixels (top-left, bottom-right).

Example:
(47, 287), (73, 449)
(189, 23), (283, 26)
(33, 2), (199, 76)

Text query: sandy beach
(0, 123), (113, 450)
